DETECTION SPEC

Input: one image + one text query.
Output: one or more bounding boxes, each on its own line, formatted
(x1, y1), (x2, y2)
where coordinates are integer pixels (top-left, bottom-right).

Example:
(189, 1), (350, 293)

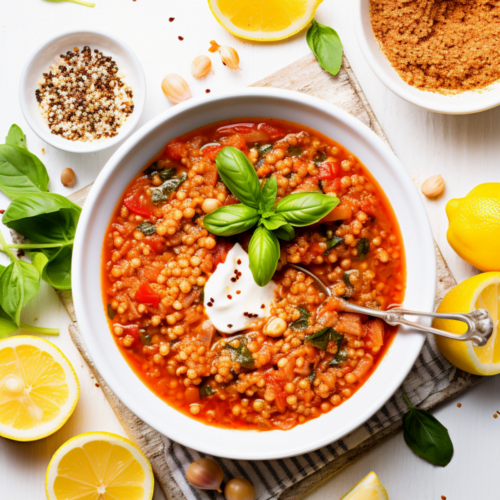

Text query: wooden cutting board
(56, 54), (481, 500)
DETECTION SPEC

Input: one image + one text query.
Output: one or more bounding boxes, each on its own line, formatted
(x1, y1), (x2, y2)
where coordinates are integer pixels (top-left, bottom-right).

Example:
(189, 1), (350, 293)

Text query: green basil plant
(204, 147), (339, 286)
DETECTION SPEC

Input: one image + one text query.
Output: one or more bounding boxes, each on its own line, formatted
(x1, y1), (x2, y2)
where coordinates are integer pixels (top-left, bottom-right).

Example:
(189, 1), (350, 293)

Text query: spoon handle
(342, 302), (494, 347)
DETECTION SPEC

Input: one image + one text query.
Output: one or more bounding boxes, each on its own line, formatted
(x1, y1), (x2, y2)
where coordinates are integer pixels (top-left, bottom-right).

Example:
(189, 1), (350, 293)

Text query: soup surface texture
(102, 119), (405, 431)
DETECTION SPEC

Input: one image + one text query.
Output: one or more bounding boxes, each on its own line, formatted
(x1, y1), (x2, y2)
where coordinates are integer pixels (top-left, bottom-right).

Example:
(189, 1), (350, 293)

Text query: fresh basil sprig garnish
(203, 146), (339, 286)
(403, 394), (454, 467)
(307, 19), (343, 77)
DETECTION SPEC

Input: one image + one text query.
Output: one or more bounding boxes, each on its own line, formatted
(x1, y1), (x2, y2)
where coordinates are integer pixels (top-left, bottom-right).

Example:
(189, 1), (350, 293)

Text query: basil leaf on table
(3, 193), (81, 290)
(6, 124), (27, 150)
(248, 225), (280, 286)
(307, 19), (344, 77)
(276, 192), (339, 227)
(273, 223), (295, 242)
(0, 145), (49, 199)
(216, 147), (261, 209)
(403, 394), (454, 467)
(290, 307), (311, 331)
(0, 260), (40, 326)
(204, 205), (259, 237)
(3, 193), (81, 243)
(259, 176), (277, 214)
(261, 214), (288, 231)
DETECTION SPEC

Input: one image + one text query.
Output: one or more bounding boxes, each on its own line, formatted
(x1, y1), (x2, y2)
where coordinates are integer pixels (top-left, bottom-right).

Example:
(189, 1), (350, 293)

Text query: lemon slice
(340, 472), (388, 500)
(46, 432), (154, 500)
(0, 335), (80, 441)
(434, 272), (500, 376)
(208, 0), (323, 41)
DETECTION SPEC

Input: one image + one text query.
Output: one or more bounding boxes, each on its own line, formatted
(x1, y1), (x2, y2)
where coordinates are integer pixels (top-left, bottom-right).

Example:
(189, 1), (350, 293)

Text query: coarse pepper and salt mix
(35, 46), (134, 142)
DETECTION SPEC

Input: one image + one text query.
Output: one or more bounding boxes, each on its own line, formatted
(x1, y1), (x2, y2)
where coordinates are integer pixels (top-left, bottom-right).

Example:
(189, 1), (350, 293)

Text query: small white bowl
(354, 0), (500, 115)
(72, 88), (436, 460)
(19, 29), (146, 153)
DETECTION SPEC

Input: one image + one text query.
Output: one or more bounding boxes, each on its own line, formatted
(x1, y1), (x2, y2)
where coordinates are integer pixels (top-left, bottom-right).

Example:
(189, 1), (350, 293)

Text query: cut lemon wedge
(0, 335), (79, 441)
(340, 472), (389, 500)
(434, 272), (500, 376)
(46, 432), (154, 500)
(208, 0), (323, 41)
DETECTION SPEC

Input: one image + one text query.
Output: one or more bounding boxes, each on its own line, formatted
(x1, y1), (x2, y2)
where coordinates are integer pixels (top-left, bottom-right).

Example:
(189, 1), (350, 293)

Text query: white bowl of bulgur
(354, 0), (500, 115)
(72, 88), (436, 460)
(19, 29), (146, 153)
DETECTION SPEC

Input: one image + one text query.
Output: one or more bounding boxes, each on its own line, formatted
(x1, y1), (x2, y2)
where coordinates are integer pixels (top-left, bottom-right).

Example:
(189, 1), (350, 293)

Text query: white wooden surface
(1, 1), (499, 499)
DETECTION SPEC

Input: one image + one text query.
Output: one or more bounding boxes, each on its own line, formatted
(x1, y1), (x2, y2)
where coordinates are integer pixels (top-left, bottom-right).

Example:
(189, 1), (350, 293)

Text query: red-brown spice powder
(369, 0), (500, 94)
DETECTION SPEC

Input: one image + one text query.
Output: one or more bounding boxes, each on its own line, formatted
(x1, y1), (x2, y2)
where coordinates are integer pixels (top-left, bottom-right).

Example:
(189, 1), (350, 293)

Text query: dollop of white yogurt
(204, 243), (276, 334)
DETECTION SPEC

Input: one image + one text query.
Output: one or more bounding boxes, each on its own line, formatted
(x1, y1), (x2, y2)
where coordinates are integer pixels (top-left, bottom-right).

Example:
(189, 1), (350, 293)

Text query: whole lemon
(446, 183), (500, 271)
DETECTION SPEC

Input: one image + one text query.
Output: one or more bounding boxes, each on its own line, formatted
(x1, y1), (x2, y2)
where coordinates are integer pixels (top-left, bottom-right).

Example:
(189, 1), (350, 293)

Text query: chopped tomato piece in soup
(135, 283), (160, 307)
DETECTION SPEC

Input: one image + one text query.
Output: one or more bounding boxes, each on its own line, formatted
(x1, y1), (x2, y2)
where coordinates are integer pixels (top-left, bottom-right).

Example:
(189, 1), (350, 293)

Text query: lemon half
(434, 272), (500, 375)
(208, 0), (323, 41)
(46, 431), (154, 500)
(0, 335), (80, 441)
(340, 471), (389, 500)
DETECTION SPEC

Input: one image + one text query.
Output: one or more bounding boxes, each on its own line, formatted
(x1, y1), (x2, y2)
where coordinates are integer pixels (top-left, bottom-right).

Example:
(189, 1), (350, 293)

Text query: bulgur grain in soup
(102, 119), (405, 431)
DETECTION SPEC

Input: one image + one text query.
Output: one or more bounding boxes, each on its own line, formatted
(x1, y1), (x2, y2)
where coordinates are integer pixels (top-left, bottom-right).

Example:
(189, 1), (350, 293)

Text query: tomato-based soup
(102, 118), (405, 431)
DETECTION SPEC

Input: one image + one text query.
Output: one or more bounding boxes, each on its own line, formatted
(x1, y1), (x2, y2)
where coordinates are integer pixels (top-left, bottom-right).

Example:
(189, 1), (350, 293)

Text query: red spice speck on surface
(207, 302), (213, 307)
(457, 403), (462, 408)
(441, 496), (446, 500)
(231, 277), (237, 282)
(210, 298), (215, 303)
(206, 89), (211, 93)
(227, 324), (233, 328)
(0, 209), (5, 214)
(261, 304), (265, 309)
(236, 290), (241, 295)
(497, 410), (500, 415)
(494, 414), (498, 419)
(178, 36), (184, 41)
(237, 258), (241, 264)
(227, 294), (232, 300)
(95, 383), (100, 388)
(169, 17), (175, 22)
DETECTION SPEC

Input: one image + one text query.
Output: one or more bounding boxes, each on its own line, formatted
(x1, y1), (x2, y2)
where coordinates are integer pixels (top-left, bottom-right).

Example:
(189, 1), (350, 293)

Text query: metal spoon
(290, 265), (494, 347)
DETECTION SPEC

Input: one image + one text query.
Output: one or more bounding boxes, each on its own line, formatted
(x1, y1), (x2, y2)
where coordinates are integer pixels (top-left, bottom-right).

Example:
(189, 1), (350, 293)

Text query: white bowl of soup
(72, 88), (436, 460)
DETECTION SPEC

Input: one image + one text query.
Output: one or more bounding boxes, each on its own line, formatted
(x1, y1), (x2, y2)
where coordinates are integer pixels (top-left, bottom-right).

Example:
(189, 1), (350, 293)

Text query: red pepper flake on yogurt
(36, 46), (134, 142)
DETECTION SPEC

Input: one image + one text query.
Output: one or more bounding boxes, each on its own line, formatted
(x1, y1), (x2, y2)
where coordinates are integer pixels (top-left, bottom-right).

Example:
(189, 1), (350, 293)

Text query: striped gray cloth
(162, 337), (454, 500)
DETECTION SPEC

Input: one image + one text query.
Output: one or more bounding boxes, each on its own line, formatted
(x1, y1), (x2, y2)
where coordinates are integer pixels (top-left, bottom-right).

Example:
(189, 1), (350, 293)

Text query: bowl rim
(19, 28), (146, 153)
(353, 0), (500, 115)
(72, 87), (436, 459)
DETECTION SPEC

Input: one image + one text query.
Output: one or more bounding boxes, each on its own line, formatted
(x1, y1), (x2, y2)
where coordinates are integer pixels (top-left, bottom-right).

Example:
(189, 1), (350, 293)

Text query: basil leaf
(151, 172), (187, 204)
(200, 382), (217, 398)
(259, 144), (272, 156)
(6, 125), (27, 150)
(273, 224), (295, 242)
(0, 306), (18, 339)
(143, 162), (178, 180)
(248, 225), (280, 287)
(41, 245), (73, 290)
(309, 370), (316, 383)
(0, 260), (40, 326)
(305, 327), (333, 350)
(107, 304), (116, 320)
(31, 252), (49, 275)
(290, 307), (311, 331)
(314, 151), (327, 165)
(3, 192), (81, 244)
(216, 147), (261, 209)
(276, 192), (339, 227)
(403, 394), (454, 467)
(307, 19), (343, 77)
(261, 214), (288, 231)
(137, 221), (156, 235)
(0, 145), (49, 199)
(327, 236), (344, 249)
(204, 205), (259, 237)
(288, 146), (303, 157)
(259, 176), (277, 214)
(330, 349), (347, 366)
(225, 338), (255, 369)
(357, 238), (370, 259)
